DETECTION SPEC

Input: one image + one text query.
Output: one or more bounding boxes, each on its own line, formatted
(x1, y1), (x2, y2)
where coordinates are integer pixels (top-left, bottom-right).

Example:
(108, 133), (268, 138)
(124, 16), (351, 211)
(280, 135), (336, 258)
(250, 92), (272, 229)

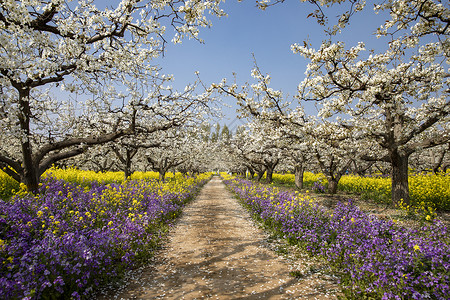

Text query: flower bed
(270, 171), (450, 211)
(338, 172), (450, 210)
(224, 177), (450, 299)
(0, 169), (20, 200)
(0, 173), (210, 299)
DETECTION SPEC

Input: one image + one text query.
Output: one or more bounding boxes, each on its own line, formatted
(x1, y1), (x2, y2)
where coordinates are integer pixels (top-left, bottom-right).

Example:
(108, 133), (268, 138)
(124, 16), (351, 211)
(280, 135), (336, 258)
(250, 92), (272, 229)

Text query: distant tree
(227, 121), (283, 183)
(220, 124), (232, 142)
(71, 146), (120, 173)
(409, 143), (450, 173)
(211, 123), (221, 142)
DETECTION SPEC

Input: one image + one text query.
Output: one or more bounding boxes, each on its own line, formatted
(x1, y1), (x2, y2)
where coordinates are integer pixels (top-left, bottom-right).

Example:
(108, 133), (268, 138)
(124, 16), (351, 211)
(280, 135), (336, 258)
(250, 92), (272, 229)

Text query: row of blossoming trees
(1, 0), (449, 208)
(0, 0), (229, 192)
(210, 0), (450, 207)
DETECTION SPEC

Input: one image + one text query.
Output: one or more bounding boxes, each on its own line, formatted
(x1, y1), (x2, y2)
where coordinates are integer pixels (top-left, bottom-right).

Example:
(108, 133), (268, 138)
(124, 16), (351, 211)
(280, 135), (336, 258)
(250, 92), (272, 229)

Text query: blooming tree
(73, 145), (120, 172)
(409, 142), (450, 173)
(0, 0), (224, 191)
(223, 127), (261, 178)
(217, 0), (449, 205)
(144, 127), (196, 181)
(307, 120), (356, 194)
(293, 0), (449, 204)
(227, 120), (284, 183)
(212, 61), (315, 186)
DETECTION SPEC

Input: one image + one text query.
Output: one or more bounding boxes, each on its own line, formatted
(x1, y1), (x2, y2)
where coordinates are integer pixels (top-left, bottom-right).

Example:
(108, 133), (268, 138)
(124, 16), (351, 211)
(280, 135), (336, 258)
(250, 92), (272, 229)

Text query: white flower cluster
(0, 0), (224, 187)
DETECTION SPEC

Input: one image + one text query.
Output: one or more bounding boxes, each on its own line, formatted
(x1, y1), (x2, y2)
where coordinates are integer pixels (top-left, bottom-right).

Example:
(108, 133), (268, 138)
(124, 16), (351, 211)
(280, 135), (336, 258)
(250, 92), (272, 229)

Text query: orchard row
(1, 0), (448, 211)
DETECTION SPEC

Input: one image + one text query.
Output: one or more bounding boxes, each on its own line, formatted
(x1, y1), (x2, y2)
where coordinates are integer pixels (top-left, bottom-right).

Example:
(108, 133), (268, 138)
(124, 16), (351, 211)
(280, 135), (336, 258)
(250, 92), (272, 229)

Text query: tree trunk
(256, 170), (265, 182)
(265, 159), (279, 184)
(327, 178), (339, 194)
(124, 154), (132, 179)
(266, 165), (274, 184)
(294, 164), (304, 189)
(22, 167), (39, 193)
(159, 170), (166, 182)
(390, 151), (410, 206)
(19, 88), (39, 193)
(124, 166), (132, 180)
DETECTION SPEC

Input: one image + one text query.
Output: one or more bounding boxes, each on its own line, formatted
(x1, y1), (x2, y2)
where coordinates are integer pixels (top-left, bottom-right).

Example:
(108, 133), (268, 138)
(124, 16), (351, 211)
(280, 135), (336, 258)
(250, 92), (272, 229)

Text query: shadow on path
(97, 176), (339, 299)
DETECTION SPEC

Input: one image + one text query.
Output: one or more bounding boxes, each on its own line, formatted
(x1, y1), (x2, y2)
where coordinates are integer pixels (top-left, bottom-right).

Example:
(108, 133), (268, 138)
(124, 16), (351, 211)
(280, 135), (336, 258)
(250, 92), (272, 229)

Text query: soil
(96, 176), (340, 299)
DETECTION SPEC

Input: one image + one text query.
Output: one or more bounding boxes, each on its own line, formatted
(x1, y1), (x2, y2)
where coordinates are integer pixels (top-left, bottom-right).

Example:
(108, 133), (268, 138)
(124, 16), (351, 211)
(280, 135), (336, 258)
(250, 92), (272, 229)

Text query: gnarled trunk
(264, 159), (279, 184)
(390, 150), (410, 206)
(266, 166), (274, 183)
(19, 88), (39, 193)
(327, 177), (339, 194)
(256, 169), (265, 181)
(159, 170), (166, 182)
(124, 165), (132, 180)
(294, 164), (304, 189)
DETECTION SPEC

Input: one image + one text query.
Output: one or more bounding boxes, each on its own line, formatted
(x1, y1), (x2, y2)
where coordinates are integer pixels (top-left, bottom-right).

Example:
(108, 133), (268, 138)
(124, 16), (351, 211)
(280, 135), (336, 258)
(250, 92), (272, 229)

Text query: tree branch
(38, 147), (86, 176)
(0, 154), (23, 178)
(405, 135), (450, 156)
(34, 126), (134, 166)
(0, 162), (21, 182)
(360, 154), (391, 163)
(398, 101), (450, 147)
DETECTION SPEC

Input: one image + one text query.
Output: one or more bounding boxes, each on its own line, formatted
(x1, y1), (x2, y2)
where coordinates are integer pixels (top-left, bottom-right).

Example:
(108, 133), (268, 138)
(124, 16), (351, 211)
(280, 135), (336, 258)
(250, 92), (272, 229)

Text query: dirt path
(97, 177), (339, 299)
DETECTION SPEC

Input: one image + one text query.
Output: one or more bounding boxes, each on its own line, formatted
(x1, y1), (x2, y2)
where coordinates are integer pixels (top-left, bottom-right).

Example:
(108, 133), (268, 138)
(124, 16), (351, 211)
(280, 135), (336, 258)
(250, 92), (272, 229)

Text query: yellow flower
(413, 245), (421, 252)
(350, 217), (355, 223)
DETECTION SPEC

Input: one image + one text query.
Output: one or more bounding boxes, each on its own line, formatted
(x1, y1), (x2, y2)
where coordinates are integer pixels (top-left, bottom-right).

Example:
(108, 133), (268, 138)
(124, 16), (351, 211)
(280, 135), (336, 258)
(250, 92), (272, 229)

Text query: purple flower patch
(0, 176), (208, 299)
(224, 178), (450, 299)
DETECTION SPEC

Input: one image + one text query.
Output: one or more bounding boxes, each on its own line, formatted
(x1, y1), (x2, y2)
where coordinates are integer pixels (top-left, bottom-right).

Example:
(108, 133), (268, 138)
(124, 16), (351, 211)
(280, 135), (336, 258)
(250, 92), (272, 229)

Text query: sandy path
(98, 177), (338, 299)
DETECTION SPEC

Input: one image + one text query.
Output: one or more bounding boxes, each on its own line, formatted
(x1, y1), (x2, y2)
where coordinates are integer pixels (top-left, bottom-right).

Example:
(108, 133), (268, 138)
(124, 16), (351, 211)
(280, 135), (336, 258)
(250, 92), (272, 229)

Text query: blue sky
(89, 0), (389, 130)
(155, 0), (389, 129)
